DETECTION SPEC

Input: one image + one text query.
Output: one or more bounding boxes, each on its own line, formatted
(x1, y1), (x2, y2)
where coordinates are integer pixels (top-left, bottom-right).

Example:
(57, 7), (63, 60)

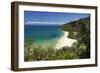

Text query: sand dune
(56, 31), (77, 49)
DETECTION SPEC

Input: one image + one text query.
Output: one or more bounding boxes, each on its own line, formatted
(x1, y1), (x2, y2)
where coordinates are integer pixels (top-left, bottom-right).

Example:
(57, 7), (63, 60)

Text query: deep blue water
(24, 25), (64, 41)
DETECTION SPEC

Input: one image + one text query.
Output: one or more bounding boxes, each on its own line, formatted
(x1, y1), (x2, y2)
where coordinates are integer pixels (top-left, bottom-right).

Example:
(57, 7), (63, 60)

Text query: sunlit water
(24, 25), (64, 49)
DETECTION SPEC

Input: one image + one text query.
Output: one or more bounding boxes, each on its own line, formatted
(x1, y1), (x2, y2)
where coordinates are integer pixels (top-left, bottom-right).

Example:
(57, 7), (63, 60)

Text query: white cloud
(25, 21), (64, 25)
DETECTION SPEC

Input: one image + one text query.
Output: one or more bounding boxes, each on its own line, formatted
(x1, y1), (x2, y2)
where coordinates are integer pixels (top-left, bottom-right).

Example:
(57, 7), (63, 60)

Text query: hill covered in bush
(61, 16), (90, 58)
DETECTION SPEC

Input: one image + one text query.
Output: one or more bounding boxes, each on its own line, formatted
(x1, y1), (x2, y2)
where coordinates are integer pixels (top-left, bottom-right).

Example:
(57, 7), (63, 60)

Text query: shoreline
(56, 31), (77, 49)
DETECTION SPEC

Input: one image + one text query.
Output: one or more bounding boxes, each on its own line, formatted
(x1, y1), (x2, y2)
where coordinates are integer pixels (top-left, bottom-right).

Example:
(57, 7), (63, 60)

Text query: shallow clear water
(24, 25), (64, 48)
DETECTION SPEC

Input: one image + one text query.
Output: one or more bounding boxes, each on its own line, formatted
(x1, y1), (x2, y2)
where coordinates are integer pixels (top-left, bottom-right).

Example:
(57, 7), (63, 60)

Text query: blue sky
(24, 11), (89, 25)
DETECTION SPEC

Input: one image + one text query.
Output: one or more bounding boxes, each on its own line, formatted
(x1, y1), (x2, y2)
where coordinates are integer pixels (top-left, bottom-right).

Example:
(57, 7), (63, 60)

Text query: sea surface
(24, 25), (64, 49)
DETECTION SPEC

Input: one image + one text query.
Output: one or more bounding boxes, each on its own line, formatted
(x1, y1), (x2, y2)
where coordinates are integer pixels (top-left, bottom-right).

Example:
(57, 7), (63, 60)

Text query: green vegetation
(61, 17), (90, 58)
(25, 41), (80, 61)
(24, 16), (90, 61)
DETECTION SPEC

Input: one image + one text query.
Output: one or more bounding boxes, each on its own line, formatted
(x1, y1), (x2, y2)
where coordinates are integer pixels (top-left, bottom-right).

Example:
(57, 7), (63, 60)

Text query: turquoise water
(24, 25), (64, 48)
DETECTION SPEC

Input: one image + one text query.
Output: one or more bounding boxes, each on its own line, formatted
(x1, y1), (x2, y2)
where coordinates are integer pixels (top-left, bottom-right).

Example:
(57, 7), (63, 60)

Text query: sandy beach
(56, 31), (77, 49)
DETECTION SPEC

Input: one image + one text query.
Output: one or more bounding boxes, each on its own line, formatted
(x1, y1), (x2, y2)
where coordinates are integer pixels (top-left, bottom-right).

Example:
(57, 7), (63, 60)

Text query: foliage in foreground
(24, 40), (87, 61)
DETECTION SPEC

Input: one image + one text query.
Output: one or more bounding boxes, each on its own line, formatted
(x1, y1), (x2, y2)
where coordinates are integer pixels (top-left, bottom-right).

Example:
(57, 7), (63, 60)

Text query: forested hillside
(61, 16), (90, 58)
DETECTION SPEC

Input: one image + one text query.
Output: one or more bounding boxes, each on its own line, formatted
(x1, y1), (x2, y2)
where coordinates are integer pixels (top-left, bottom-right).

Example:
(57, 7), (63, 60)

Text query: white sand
(56, 31), (77, 49)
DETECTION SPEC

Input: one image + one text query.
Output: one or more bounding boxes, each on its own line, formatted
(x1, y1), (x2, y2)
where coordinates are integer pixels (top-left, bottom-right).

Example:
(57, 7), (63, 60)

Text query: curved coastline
(56, 31), (77, 49)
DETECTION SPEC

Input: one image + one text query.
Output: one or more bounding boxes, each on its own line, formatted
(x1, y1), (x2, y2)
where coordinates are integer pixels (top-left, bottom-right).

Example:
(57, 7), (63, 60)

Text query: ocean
(24, 25), (64, 49)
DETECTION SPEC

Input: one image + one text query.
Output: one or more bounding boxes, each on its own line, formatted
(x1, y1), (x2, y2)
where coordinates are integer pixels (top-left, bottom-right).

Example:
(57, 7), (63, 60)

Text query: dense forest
(61, 16), (90, 58)
(24, 16), (90, 61)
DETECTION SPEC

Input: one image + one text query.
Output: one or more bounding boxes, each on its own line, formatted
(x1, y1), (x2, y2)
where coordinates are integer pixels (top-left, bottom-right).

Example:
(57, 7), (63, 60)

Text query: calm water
(24, 25), (64, 48)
